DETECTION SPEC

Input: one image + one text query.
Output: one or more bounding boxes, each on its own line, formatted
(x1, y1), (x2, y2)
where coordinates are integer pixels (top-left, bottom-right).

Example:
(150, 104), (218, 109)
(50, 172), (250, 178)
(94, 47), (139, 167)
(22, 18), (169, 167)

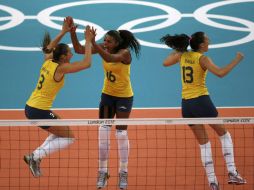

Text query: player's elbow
(86, 62), (91, 69)
(83, 59), (92, 69)
(215, 71), (226, 78)
(163, 62), (168, 67)
(217, 74), (224, 78)
(163, 61), (171, 67)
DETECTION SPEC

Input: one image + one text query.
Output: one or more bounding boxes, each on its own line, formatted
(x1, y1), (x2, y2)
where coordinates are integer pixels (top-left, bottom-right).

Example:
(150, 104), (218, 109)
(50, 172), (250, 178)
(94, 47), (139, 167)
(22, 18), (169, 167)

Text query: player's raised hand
(85, 25), (94, 42)
(62, 17), (71, 33)
(66, 16), (78, 33)
(90, 26), (97, 44)
(235, 52), (244, 62)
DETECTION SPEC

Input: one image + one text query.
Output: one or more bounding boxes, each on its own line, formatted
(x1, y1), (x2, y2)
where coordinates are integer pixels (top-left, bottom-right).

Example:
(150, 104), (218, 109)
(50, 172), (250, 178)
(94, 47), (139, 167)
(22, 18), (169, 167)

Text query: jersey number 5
(182, 66), (193, 83)
(37, 74), (45, 90)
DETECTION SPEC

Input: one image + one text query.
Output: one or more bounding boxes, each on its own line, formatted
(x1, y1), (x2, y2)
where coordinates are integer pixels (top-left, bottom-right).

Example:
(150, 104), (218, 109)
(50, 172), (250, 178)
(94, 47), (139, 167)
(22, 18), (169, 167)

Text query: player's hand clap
(66, 16), (77, 33)
(62, 17), (71, 34)
(90, 26), (97, 45)
(85, 25), (94, 43)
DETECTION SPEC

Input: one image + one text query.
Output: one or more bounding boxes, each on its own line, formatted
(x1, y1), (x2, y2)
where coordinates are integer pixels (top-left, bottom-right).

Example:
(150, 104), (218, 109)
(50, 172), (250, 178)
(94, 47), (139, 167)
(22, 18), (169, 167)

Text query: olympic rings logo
(0, 0), (253, 51)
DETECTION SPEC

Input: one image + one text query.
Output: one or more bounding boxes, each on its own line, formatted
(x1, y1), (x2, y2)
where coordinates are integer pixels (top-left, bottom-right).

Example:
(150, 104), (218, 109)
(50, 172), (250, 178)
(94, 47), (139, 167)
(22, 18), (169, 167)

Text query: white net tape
(0, 117), (254, 126)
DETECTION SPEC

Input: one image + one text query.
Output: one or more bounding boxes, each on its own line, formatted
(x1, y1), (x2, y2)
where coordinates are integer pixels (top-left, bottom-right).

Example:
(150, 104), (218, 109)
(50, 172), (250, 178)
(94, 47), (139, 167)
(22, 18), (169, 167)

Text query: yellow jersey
(26, 60), (64, 110)
(180, 51), (209, 99)
(102, 60), (133, 97)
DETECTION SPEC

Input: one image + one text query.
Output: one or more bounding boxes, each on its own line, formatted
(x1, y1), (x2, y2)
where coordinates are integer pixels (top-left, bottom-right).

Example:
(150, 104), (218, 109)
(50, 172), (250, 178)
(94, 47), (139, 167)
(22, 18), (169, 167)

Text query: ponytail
(41, 31), (69, 62)
(160, 31), (206, 52)
(160, 34), (190, 52)
(119, 30), (141, 58)
(41, 31), (53, 54)
(106, 30), (141, 58)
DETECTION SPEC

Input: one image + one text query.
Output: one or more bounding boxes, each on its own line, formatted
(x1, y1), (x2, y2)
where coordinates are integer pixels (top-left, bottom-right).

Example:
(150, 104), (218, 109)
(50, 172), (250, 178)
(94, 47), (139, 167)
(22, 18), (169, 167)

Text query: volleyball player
(69, 17), (141, 189)
(23, 17), (94, 177)
(160, 32), (246, 190)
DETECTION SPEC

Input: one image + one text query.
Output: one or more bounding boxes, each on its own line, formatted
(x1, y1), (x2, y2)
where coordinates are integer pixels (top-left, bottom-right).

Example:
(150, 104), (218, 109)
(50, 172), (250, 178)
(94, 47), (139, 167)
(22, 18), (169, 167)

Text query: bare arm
(163, 51), (182, 67)
(70, 29), (86, 54)
(68, 17), (97, 54)
(200, 52), (244, 78)
(44, 18), (70, 60)
(57, 26), (93, 74)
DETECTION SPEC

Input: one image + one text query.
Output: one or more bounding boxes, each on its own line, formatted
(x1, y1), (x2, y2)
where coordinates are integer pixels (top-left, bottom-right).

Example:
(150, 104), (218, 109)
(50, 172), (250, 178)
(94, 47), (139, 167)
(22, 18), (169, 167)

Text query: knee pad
(115, 129), (129, 163)
(115, 129), (128, 139)
(99, 125), (111, 145)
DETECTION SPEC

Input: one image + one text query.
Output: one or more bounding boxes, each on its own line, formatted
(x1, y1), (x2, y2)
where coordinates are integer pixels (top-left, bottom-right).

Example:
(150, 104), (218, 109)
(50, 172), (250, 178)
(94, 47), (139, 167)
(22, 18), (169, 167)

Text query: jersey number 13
(182, 66), (193, 83)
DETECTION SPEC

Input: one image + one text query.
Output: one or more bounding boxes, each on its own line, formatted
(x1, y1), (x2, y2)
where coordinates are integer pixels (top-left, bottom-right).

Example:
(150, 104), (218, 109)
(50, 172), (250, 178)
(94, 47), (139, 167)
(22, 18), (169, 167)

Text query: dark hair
(160, 31), (205, 52)
(106, 30), (141, 58)
(52, 43), (69, 62)
(41, 32), (69, 62)
(41, 32), (52, 54)
(189, 32), (205, 51)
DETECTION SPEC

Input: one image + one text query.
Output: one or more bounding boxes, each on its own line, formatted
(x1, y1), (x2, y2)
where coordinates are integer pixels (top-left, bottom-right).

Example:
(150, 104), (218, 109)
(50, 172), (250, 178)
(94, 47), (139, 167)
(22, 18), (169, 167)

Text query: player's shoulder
(199, 54), (210, 61)
(118, 48), (130, 55)
(173, 51), (184, 60)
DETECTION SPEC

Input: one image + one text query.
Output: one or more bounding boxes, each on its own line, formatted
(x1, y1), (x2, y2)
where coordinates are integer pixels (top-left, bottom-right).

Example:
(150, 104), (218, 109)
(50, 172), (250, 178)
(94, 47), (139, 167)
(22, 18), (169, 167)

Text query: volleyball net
(0, 117), (253, 190)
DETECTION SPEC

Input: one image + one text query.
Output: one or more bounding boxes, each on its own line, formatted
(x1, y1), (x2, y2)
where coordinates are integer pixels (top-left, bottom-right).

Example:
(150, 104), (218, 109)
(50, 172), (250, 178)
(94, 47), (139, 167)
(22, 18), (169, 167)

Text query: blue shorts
(25, 104), (58, 129)
(181, 95), (218, 118)
(100, 93), (133, 113)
